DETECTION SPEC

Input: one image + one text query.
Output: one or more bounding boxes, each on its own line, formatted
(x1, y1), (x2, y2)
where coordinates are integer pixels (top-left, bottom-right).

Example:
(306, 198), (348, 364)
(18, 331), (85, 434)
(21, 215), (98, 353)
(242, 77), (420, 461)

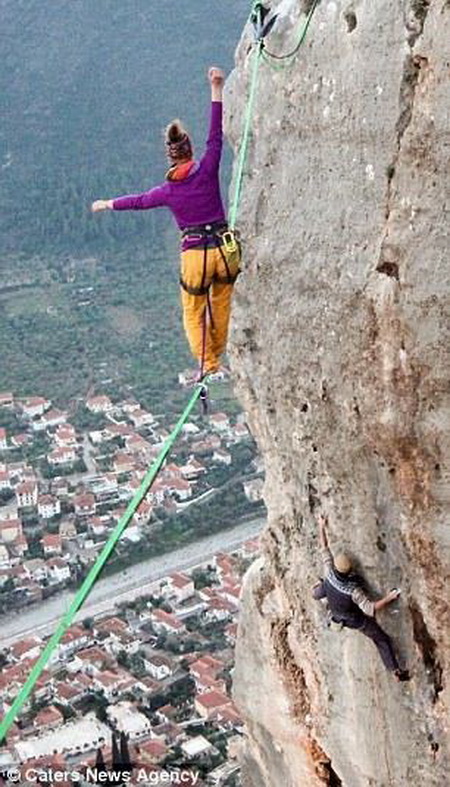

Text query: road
(0, 517), (264, 649)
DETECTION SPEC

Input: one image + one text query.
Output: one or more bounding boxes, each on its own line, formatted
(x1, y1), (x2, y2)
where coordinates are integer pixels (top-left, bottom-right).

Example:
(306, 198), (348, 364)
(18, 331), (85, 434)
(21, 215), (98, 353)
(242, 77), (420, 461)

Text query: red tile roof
(195, 690), (232, 710)
(10, 637), (41, 660)
(152, 609), (183, 630)
(34, 705), (64, 728)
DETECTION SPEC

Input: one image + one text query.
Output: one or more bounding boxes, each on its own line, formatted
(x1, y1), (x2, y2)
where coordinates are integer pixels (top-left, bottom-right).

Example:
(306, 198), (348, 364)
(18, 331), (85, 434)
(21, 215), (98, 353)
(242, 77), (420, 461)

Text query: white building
(166, 477), (191, 501)
(14, 714), (110, 760)
(16, 482), (38, 508)
(181, 735), (213, 759)
(180, 457), (206, 481)
(0, 470), (11, 490)
(0, 545), (10, 569)
(143, 653), (174, 681)
(47, 558), (71, 583)
(23, 558), (48, 582)
(54, 424), (77, 447)
(107, 701), (152, 740)
(168, 572), (195, 603)
(48, 446), (77, 466)
(53, 626), (90, 661)
(0, 392), (14, 408)
(151, 609), (184, 635)
(42, 534), (63, 556)
(233, 422), (250, 442)
(38, 495), (61, 519)
(133, 499), (153, 526)
(86, 395), (113, 413)
(0, 518), (22, 544)
(88, 517), (107, 537)
(120, 524), (142, 544)
(209, 412), (231, 434)
(33, 409), (67, 432)
(213, 448), (232, 465)
(21, 397), (50, 419)
(92, 670), (134, 702)
(91, 474), (118, 496)
(128, 407), (156, 428)
(181, 421), (200, 435)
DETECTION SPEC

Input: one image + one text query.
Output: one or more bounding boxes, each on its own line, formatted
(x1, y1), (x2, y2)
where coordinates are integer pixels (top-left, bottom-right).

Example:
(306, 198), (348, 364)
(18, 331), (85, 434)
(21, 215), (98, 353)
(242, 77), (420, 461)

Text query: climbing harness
(0, 0), (319, 745)
(180, 221), (241, 407)
(180, 222), (241, 291)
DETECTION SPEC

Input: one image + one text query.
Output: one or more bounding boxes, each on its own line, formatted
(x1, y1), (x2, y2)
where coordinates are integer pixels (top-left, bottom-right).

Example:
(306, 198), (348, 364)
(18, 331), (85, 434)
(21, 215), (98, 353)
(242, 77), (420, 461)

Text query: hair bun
(167, 119), (185, 143)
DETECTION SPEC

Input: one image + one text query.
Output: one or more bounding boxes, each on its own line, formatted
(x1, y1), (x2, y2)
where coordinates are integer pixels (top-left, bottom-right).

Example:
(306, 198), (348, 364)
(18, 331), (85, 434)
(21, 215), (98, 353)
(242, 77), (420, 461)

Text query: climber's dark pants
(359, 616), (400, 673)
(312, 581), (400, 672)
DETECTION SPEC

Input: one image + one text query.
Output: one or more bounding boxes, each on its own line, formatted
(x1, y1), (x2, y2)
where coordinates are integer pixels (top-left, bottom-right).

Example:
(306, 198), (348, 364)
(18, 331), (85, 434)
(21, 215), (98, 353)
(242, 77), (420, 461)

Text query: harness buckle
(185, 233), (203, 243)
(221, 230), (238, 254)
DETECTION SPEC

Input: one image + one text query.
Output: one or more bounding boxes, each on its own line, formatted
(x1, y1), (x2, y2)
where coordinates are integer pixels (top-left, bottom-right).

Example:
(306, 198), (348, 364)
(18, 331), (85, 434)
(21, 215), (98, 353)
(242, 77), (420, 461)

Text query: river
(0, 517), (264, 649)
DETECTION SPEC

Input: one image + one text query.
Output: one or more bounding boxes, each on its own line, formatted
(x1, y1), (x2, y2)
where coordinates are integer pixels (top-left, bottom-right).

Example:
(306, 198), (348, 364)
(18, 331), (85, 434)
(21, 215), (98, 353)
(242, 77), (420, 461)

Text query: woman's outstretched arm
(91, 184), (167, 213)
(201, 66), (225, 173)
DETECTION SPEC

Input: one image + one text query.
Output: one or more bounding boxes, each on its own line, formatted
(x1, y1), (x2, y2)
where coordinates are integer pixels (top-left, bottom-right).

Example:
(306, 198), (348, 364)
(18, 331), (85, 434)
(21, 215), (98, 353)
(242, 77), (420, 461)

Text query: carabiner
(222, 230), (238, 255)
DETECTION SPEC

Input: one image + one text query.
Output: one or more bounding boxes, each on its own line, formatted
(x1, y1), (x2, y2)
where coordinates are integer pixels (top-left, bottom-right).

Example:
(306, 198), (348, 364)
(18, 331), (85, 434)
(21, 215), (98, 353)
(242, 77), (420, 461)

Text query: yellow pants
(180, 243), (240, 374)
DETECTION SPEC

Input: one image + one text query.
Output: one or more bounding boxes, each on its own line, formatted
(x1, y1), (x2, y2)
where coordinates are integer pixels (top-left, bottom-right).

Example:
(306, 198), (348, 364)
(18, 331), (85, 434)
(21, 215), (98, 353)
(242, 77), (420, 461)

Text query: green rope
(0, 382), (205, 743)
(228, 39), (264, 230)
(229, 1), (318, 227)
(262, 0), (319, 69)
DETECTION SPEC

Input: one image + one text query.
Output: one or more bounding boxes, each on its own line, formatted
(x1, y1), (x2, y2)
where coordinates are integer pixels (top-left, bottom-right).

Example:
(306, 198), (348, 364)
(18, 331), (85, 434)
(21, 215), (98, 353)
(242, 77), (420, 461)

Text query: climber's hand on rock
(375, 589), (401, 612)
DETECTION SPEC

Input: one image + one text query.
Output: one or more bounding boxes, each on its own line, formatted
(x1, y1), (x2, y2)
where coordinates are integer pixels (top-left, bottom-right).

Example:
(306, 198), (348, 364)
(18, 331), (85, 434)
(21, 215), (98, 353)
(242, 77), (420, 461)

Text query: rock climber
(313, 514), (410, 681)
(91, 67), (240, 381)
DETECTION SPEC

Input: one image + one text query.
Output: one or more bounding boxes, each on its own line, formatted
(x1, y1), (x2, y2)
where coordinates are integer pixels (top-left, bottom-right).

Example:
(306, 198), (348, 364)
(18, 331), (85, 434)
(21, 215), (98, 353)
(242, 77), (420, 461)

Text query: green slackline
(0, 382), (204, 743)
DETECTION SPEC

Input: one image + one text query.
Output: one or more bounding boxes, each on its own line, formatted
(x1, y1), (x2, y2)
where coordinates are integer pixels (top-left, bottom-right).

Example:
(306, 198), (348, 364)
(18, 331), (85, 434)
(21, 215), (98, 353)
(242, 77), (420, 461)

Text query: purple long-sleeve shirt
(112, 101), (226, 250)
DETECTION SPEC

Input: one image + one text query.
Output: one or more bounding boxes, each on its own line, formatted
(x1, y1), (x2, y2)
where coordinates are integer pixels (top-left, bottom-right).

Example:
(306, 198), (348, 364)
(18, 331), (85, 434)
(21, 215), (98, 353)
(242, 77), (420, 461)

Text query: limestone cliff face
(225, 2), (450, 785)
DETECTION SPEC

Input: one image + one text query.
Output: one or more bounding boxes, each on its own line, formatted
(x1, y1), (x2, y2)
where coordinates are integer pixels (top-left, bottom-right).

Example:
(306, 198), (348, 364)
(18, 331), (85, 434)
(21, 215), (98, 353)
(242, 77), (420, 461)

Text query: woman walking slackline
(91, 67), (240, 380)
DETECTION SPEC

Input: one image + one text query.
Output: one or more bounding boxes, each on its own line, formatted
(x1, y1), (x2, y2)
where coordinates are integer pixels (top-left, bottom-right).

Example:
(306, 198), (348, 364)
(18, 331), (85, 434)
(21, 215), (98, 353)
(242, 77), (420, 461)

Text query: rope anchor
(251, 2), (278, 42)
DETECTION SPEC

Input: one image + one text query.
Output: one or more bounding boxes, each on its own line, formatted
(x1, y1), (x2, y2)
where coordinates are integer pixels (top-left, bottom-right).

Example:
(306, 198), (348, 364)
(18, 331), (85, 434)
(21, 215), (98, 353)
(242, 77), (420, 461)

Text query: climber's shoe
(394, 669), (410, 682)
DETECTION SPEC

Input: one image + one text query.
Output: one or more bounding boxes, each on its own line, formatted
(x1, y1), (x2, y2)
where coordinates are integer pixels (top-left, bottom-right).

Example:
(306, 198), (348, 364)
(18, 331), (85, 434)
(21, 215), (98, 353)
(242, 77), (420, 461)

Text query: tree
(192, 567), (218, 590)
(0, 651), (9, 669)
(0, 489), (14, 505)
